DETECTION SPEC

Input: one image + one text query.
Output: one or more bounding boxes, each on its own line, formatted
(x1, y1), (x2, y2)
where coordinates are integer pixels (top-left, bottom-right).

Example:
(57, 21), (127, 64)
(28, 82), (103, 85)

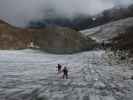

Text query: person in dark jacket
(57, 64), (62, 73)
(62, 67), (68, 79)
(101, 40), (105, 49)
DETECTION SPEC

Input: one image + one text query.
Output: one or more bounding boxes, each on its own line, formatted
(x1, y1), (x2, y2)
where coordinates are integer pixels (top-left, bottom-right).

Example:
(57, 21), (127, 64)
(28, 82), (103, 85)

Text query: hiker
(62, 67), (68, 79)
(57, 64), (62, 73)
(101, 40), (105, 49)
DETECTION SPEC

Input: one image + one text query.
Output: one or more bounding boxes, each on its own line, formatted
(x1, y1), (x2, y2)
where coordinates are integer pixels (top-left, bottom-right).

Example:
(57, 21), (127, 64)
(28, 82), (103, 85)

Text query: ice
(102, 96), (116, 100)
(0, 49), (132, 100)
(89, 95), (101, 100)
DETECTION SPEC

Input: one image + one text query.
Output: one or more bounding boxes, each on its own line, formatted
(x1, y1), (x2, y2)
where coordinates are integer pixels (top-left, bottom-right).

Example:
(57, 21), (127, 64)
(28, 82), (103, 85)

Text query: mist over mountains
(29, 4), (133, 30)
(0, 0), (133, 27)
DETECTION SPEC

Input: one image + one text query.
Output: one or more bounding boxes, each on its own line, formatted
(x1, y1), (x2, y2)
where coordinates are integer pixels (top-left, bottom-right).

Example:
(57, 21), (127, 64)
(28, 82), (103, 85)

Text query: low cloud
(0, 0), (133, 27)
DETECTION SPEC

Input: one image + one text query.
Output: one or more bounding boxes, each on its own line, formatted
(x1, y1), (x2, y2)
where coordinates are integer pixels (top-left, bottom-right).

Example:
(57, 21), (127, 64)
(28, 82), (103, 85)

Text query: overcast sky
(0, 0), (133, 27)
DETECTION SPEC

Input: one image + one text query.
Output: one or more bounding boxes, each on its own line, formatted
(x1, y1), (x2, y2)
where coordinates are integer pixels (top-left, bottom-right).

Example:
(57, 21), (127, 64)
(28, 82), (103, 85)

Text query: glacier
(0, 49), (133, 100)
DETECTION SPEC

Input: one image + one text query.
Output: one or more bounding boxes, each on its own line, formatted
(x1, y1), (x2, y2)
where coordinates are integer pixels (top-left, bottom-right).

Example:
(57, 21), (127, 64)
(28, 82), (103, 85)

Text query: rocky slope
(0, 19), (96, 54)
(111, 26), (133, 53)
(32, 26), (97, 54)
(0, 20), (32, 49)
(81, 17), (133, 44)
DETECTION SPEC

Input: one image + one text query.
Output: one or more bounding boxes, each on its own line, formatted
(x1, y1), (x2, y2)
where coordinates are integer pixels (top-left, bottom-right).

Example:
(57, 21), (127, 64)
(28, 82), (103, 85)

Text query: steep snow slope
(0, 49), (133, 100)
(81, 17), (133, 43)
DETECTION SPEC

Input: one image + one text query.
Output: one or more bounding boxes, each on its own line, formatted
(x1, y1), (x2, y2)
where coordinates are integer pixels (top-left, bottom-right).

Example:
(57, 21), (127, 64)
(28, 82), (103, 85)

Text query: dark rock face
(29, 16), (92, 31)
(33, 26), (97, 54)
(111, 26), (133, 53)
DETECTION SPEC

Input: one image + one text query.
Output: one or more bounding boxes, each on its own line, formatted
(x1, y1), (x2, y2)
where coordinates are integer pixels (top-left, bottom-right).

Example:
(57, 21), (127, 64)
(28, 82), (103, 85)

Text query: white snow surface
(0, 49), (133, 100)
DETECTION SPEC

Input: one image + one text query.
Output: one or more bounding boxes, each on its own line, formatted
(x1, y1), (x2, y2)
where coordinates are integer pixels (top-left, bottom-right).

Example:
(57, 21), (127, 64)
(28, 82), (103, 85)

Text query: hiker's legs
(58, 68), (61, 73)
(63, 73), (68, 79)
(66, 73), (68, 79)
(63, 74), (65, 79)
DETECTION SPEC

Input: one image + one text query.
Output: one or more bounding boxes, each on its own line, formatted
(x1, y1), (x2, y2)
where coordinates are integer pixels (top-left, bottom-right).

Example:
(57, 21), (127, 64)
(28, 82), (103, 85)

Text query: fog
(0, 0), (133, 27)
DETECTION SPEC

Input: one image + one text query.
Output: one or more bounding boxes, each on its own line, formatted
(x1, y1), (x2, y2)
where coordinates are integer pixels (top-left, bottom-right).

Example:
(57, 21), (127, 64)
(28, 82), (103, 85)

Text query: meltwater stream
(0, 49), (133, 100)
